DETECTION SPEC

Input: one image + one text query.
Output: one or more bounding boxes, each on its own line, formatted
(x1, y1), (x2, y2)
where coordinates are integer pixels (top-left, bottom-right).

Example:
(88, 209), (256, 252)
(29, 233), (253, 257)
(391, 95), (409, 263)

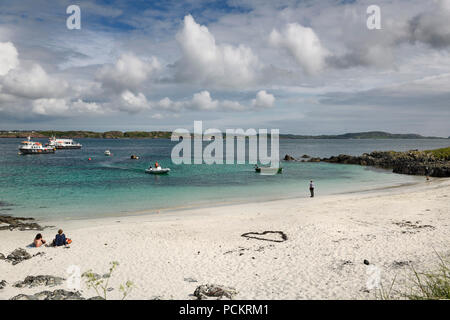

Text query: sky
(0, 0), (449, 136)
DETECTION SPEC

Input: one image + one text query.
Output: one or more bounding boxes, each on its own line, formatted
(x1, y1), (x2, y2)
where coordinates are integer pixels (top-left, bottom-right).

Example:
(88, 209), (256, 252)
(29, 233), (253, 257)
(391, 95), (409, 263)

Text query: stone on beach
(13, 275), (65, 288)
(0, 280), (7, 290)
(10, 289), (85, 300)
(6, 248), (31, 265)
(0, 215), (44, 231)
(193, 284), (238, 300)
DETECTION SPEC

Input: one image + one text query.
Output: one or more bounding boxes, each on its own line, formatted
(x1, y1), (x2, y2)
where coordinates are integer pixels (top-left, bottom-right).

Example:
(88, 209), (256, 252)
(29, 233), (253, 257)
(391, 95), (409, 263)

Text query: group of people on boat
(33, 229), (71, 248)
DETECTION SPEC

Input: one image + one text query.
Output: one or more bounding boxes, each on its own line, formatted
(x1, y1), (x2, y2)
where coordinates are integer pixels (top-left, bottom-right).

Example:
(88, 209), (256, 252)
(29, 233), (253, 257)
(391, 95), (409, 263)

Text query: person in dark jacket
(309, 180), (315, 198)
(52, 229), (68, 246)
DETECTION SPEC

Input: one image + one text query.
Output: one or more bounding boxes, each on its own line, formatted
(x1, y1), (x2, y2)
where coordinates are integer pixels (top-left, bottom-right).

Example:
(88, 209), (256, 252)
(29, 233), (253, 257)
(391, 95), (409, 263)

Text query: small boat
(48, 136), (82, 149)
(130, 155), (139, 160)
(18, 137), (56, 154)
(104, 150), (111, 156)
(145, 167), (170, 175)
(255, 166), (283, 174)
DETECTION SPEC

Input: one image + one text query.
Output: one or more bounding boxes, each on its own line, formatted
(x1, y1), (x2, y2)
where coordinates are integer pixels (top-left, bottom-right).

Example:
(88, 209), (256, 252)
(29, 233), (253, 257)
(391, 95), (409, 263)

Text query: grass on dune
(376, 252), (450, 300)
(407, 254), (450, 300)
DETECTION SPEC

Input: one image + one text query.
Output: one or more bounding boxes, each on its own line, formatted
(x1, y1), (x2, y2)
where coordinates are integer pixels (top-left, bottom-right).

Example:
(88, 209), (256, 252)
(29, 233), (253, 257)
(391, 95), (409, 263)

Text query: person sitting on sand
(52, 229), (68, 247)
(34, 233), (46, 247)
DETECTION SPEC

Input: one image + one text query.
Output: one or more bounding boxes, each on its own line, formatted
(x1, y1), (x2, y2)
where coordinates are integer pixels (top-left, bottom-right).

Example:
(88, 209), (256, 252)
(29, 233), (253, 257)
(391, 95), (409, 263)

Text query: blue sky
(0, 0), (449, 136)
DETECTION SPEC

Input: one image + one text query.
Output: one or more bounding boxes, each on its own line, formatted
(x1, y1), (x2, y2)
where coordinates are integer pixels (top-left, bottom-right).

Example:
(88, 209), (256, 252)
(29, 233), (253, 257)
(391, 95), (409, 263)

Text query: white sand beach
(1, 178), (449, 300)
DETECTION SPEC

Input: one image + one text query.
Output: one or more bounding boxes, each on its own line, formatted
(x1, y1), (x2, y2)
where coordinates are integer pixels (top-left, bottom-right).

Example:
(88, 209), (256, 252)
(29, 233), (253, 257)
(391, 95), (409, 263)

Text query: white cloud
(0, 42), (18, 76)
(119, 90), (150, 113)
(31, 98), (103, 116)
(32, 98), (69, 115)
(2, 63), (68, 99)
(71, 99), (103, 114)
(175, 15), (261, 87)
(269, 23), (328, 75)
(113, 89), (271, 114)
(190, 90), (219, 110)
(251, 90), (275, 109)
(97, 53), (160, 91)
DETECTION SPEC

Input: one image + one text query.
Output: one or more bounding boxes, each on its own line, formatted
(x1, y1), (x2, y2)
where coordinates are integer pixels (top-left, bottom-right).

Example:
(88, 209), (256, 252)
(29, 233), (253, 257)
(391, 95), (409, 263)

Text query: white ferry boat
(19, 137), (56, 154)
(48, 136), (82, 149)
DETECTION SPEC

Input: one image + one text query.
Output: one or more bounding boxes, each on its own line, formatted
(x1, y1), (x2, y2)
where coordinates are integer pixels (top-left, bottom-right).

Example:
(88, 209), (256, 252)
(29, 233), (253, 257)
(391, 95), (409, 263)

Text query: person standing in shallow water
(309, 180), (315, 198)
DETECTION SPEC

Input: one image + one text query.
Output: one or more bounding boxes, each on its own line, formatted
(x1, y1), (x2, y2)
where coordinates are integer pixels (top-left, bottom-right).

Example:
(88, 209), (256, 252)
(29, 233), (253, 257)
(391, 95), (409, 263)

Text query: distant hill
(280, 131), (447, 139)
(0, 130), (447, 139)
(0, 130), (172, 139)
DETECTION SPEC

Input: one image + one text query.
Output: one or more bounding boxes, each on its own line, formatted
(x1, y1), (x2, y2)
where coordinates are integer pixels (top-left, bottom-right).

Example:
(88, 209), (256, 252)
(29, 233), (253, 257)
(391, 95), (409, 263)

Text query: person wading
(309, 180), (315, 198)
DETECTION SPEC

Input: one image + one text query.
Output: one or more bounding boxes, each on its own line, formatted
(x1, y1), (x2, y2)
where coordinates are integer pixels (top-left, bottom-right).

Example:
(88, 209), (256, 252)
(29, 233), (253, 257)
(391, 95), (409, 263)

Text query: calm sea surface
(0, 138), (448, 220)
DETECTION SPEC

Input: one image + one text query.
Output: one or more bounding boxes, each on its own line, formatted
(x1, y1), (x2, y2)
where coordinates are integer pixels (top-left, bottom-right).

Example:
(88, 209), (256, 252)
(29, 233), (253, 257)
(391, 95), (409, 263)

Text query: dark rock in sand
(6, 248), (31, 265)
(363, 259), (370, 265)
(0, 280), (7, 289)
(88, 296), (105, 300)
(392, 260), (412, 268)
(0, 253), (5, 260)
(283, 154), (296, 161)
(301, 154), (310, 158)
(0, 215), (44, 231)
(308, 157), (321, 162)
(10, 289), (85, 300)
(194, 284), (238, 300)
(14, 275), (65, 288)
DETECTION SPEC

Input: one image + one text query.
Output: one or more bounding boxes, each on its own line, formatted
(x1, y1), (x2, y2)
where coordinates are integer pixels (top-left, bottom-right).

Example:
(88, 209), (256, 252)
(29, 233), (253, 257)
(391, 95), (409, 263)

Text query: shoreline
(32, 172), (426, 225)
(1, 178), (449, 299)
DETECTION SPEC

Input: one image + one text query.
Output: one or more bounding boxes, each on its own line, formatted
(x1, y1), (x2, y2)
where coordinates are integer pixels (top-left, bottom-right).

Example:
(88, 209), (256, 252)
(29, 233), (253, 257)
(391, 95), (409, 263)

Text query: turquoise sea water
(0, 138), (448, 220)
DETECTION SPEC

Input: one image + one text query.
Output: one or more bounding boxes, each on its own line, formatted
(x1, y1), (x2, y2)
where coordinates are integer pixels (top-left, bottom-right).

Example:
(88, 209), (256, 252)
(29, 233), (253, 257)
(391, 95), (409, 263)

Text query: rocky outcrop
(0, 280), (6, 290)
(14, 275), (65, 288)
(6, 248), (31, 265)
(193, 284), (238, 300)
(0, 215), (44, 231)
(321, 150), (450, 177)
(283, 154), (296, 161)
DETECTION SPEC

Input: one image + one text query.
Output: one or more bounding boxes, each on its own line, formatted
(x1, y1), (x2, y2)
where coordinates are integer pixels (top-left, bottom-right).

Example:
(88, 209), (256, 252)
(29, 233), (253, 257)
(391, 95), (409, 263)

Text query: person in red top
(155, 161), (159, 168)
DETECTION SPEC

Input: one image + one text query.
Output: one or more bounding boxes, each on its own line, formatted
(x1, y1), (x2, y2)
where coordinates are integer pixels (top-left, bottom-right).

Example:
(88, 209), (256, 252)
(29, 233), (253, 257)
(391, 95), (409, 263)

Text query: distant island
(279, 131), (448, 139)
(0, 130), (172, 139)
(0, 130), (448, 139)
